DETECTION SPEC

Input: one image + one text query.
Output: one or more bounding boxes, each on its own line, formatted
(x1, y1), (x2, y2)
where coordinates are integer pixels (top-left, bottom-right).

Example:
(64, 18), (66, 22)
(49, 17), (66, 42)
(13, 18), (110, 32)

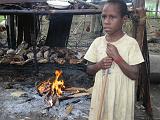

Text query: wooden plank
(0, 9), (101, 15)
(0, 0), (46, 4)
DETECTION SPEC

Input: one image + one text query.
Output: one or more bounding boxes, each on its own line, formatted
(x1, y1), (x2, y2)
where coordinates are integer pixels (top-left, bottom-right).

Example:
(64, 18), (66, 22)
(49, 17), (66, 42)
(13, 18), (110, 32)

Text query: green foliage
(0, 16), (5, 22)
(145, 1), (156, 17)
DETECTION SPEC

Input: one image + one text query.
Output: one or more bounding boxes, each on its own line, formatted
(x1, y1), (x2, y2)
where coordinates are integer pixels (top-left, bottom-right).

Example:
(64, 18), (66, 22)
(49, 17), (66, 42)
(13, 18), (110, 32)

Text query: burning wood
(36, 69), (65, 107)
(36, 69), (91, 107)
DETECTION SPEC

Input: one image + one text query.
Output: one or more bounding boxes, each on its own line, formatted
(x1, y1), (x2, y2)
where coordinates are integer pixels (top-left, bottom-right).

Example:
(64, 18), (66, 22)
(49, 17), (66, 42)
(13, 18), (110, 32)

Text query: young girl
(84, 0), (144, 120)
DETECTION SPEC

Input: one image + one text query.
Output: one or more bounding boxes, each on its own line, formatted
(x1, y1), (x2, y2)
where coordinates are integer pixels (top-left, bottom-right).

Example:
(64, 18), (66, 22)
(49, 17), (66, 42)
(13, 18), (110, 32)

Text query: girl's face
(102, 3), (126, 35)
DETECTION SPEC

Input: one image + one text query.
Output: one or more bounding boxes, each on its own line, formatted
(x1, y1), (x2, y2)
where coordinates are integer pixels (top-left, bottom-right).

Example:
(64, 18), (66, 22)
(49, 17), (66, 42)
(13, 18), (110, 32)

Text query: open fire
(36, 69), (90, 108)
(0, 68), (92, 119)
(36, 69), (65, 107)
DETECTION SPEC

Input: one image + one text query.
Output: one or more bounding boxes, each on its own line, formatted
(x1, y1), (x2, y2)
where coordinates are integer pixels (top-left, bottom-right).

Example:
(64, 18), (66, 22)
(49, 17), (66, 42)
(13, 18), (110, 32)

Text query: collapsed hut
(0, 0), (153, 119)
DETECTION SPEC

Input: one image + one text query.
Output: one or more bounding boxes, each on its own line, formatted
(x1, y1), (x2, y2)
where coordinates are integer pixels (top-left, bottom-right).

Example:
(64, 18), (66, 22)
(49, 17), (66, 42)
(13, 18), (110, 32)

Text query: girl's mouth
(104, 27), (111, 31)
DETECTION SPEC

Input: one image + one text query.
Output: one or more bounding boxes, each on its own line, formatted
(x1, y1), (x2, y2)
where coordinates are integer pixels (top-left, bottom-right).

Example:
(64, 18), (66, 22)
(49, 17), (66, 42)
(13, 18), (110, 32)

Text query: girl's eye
(109, 16), (113, 19)
(101, 15), (118, 20)
(109, 16), (117, 20)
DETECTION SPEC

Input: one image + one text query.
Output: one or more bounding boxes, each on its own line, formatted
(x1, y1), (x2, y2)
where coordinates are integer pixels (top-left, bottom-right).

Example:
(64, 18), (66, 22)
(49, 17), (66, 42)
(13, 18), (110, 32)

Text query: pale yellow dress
(84, 34), (144, 120)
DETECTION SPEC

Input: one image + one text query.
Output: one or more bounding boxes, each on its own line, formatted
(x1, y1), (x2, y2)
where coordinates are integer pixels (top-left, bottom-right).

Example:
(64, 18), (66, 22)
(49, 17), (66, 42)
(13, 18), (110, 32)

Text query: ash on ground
(0, 81), (90, 120)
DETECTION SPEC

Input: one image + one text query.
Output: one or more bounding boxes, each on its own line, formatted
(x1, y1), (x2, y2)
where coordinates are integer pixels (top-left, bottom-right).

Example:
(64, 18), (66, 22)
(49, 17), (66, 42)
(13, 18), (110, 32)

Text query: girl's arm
(86, 57), (113, 75)
(107, 43), (141, 80)
(114, 56), (139, 80)
(86, 62), (101, 75)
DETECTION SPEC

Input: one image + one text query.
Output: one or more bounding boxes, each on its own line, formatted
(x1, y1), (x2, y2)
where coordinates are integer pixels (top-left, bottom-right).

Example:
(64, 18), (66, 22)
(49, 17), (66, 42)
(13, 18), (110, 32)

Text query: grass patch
(0, 16), (5, 23)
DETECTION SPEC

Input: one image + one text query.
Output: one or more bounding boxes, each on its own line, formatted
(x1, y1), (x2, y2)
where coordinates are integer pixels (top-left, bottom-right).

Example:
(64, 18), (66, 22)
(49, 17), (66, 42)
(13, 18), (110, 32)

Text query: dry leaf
(65, 104), (73, 115)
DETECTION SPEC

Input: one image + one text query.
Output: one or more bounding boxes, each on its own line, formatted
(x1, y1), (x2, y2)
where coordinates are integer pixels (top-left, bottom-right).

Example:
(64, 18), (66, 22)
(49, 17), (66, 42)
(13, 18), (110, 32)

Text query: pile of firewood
(0, 41), (84, 65)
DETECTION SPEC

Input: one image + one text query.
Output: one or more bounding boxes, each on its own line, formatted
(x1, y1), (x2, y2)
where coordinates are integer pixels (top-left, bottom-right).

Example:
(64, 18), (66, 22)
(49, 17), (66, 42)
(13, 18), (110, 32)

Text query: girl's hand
(106, 43), (120, 60)
(97, 57), (113, 70)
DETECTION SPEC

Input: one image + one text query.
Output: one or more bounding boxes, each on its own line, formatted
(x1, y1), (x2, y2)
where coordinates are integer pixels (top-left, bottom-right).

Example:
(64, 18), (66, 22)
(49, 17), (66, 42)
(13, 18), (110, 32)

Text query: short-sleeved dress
(84, 34), (144, 120)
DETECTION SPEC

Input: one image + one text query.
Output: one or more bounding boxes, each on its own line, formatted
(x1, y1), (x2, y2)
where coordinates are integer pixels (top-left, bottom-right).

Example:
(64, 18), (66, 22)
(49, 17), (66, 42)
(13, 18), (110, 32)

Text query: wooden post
(156, 0), (159, 17)
(6, 15), (16, 49)
(133, 0), (153, 118)
(134, 8), (146, 48)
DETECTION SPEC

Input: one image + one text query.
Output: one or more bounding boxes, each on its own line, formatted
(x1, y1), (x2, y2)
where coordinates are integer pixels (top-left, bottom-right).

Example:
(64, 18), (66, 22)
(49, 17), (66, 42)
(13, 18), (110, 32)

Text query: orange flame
(37, 70), (65, 97)
(51, 70), (65, 96)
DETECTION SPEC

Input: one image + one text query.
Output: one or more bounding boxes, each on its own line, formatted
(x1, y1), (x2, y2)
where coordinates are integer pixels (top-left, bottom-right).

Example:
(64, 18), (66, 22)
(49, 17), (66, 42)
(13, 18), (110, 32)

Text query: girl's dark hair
(105, 0), (128, 17)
